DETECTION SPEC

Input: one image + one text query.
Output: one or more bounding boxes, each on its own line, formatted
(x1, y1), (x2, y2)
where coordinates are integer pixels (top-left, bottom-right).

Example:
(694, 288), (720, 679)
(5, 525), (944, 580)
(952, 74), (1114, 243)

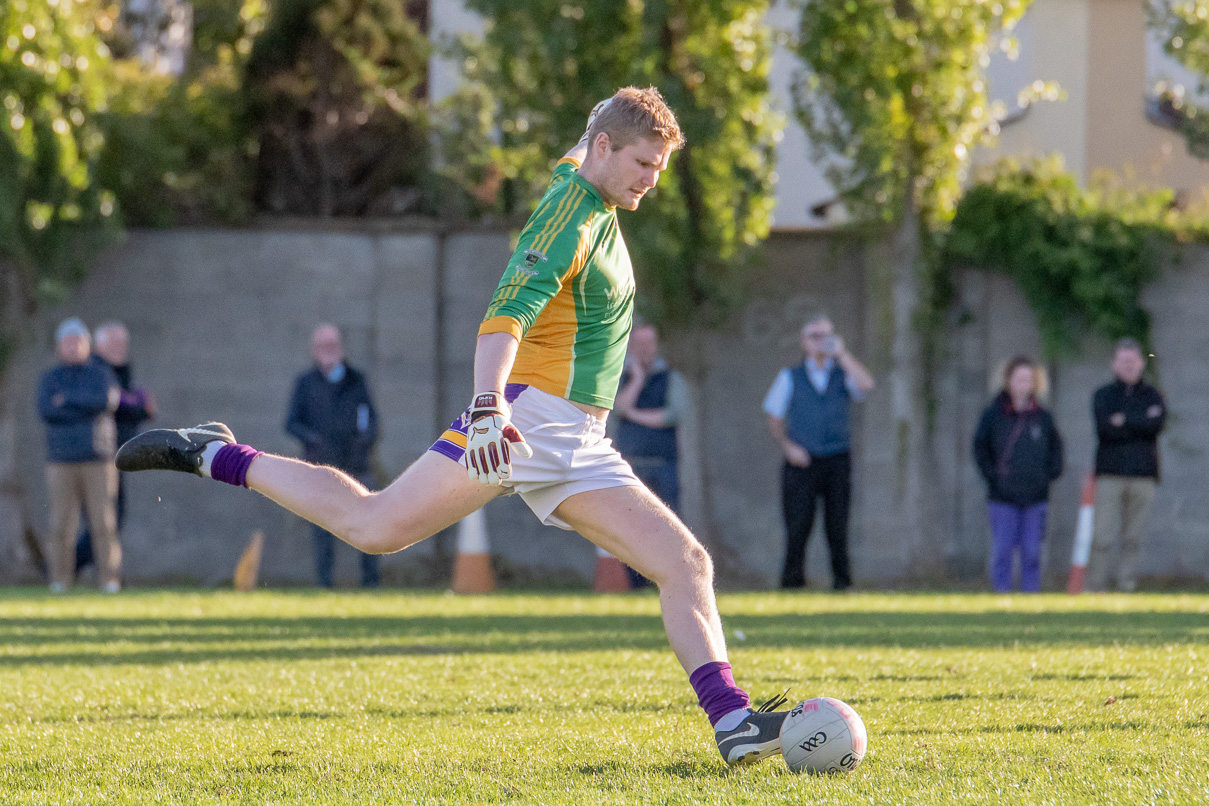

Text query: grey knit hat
(55, 317), (90, 343)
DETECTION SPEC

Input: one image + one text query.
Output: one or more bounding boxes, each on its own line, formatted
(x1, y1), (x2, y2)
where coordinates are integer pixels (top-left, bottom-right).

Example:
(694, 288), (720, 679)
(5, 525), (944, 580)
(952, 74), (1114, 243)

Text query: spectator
(286, 324), (380, 588)
(972, 356), (1063, 593)
(763, 315), (874, 590)
(76, 321), (155, 574)
(36, 318), (121, 593)
(1087, 338), (1166, 592)
(613, 325), (690, 587)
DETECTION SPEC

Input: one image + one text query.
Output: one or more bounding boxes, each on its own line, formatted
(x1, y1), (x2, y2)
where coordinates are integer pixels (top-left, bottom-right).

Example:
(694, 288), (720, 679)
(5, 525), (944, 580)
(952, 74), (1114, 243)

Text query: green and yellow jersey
(479, 157), (635, 409)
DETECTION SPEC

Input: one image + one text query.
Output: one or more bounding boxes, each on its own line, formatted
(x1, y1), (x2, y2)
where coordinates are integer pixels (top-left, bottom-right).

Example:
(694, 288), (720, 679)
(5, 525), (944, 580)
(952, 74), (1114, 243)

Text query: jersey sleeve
(479, 158), (594, 340)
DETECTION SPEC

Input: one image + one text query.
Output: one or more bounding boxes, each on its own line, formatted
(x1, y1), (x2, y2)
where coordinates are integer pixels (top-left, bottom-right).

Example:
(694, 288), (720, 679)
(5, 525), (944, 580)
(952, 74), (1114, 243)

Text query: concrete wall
(5, 226), (1209, 588)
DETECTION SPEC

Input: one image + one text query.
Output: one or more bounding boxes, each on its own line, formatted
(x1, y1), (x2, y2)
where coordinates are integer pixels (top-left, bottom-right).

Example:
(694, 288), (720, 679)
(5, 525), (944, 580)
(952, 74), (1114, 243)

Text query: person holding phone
(763, 315), (875, 590)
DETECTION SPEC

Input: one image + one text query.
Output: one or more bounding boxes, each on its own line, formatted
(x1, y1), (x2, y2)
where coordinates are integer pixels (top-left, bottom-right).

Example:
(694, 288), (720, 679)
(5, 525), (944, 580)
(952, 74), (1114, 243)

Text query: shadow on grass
(0, 609), (1205, 667)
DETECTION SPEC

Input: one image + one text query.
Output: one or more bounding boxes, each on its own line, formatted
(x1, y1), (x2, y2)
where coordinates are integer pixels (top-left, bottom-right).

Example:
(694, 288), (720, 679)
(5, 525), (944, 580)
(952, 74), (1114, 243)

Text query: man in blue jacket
(37, 318), (121, 592)
(286, 324), (380, 587)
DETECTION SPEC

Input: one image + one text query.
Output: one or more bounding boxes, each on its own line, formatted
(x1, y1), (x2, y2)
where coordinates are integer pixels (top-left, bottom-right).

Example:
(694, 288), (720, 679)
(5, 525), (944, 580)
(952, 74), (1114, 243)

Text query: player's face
(599, 136), (673, 211)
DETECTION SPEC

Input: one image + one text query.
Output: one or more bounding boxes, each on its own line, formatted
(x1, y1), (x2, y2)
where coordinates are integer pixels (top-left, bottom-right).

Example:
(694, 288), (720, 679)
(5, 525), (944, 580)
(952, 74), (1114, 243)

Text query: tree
(243, 0), (430, 216)
(1, 0), (118, 581)
(1, 0), (117, 324)
(93, 0), (266, 227)
(1150, 0), (1209, 158)
(792, 0), (1040, 577)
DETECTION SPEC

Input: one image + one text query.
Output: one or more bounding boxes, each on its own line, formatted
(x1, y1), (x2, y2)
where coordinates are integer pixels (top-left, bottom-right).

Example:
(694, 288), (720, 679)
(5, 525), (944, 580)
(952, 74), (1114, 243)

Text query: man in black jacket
(286, 324), (380, 587)
(1087, 338), (1166, 592)
(76, 321), (155, 574)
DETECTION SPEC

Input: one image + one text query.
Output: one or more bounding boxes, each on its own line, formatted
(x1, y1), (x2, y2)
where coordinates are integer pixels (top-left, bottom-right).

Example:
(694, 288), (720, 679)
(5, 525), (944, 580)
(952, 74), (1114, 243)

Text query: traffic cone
(234, 530), (264, 592)
(593, 546), (632, 592)
(1066, 475), (1096, 594)
(451, 509), (495, 594)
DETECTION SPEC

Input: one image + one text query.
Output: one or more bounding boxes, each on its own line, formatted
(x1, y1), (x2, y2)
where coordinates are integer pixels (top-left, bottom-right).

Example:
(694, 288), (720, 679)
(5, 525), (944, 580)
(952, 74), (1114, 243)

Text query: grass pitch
(1, 589), (1207, 805)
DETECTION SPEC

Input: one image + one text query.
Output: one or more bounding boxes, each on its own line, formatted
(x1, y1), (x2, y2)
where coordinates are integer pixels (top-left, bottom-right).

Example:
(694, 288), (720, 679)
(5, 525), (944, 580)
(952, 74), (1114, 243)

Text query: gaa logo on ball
(779, 697), (867, 774)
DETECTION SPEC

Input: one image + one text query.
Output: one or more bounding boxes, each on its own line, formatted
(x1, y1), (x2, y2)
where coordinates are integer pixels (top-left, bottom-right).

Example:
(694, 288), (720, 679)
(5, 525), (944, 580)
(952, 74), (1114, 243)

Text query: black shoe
(715, 692), (791, 766)
(115, 423), (235, 476)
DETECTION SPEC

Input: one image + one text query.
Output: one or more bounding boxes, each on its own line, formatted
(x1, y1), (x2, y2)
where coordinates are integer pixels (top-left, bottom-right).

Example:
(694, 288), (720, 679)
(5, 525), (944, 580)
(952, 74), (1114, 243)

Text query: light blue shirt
(763, 358), (866, 419)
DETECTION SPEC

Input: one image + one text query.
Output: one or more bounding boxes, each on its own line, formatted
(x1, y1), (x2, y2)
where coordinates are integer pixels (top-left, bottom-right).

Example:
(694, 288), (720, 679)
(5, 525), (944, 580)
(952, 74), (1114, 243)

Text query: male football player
(118, 86), (791, 765)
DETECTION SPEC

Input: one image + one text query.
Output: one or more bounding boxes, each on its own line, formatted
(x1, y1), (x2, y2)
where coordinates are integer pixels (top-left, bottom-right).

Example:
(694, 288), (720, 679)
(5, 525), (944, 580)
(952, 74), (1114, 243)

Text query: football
(779, 697), (867, 774)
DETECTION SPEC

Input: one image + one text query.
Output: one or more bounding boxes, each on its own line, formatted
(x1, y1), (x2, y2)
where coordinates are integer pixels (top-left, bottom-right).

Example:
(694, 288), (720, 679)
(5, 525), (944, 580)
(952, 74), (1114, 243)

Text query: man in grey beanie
(36, 318), (122, 592)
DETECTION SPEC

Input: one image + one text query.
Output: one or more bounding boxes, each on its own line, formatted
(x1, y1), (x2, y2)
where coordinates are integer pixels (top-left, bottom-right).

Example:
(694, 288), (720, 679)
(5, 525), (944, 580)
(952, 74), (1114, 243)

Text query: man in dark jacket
(614, 325), (689, 587)
(1087, 338), (1166, 592)
(286, 324), (380, 587)
(76, 321), (155, 573)
(37, 318), (121, 593)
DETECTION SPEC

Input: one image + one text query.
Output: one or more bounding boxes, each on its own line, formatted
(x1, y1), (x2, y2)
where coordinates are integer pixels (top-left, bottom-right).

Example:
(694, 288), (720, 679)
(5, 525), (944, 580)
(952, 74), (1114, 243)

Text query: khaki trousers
(1086, 475), (1156, 592)
(46, 461), (120, 588)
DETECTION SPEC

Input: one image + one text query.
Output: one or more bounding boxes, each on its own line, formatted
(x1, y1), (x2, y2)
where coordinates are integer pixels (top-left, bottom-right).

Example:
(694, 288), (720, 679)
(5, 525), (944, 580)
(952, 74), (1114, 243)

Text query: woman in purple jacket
(972, 356), (1064, 592)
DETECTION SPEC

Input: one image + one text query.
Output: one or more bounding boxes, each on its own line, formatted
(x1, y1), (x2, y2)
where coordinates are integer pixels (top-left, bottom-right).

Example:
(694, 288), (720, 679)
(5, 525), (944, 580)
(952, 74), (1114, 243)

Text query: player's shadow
(0, 607), (1204, 667)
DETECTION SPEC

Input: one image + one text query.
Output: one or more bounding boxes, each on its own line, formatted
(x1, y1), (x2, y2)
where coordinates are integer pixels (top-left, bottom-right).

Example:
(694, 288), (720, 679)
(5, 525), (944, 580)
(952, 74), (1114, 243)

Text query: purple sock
(209, 444), (263, 488)
(689, 661), (751, 726)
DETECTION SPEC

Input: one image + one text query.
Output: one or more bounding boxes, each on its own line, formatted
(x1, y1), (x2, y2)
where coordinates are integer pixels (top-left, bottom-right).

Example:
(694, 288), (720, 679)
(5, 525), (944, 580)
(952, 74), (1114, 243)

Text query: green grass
(1, 589), (1207, 805)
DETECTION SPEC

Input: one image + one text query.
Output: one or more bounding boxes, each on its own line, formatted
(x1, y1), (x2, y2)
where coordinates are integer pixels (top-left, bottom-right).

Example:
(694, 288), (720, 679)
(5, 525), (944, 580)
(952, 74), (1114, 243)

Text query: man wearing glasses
(763, 315), (875, 590)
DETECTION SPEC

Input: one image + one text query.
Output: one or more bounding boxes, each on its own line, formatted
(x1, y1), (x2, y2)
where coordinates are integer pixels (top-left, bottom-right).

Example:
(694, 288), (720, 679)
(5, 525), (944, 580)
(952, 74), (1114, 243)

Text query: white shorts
(429, 384), (642, 529)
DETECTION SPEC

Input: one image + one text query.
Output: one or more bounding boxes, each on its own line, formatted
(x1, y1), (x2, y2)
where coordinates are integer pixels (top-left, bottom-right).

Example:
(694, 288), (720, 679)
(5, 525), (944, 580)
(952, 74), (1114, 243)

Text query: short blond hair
(588, 86), (685, 151)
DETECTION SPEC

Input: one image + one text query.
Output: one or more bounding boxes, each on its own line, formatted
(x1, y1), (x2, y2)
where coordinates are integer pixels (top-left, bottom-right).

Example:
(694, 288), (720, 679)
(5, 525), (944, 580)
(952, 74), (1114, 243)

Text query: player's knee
(685, 539), (714, 583)
(346, 495), (434, 555)
(650, 536), (713, 589)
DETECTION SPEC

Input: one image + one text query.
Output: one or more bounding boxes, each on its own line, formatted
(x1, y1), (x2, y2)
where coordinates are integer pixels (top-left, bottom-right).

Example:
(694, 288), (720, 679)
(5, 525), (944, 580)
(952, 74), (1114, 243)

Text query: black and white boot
(115, 423), (235, 476)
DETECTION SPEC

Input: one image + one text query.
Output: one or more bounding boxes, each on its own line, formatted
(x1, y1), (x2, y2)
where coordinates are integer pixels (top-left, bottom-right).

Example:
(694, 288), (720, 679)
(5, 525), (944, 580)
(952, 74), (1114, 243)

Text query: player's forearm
(564, 141), (588, 164)
(474, 332), (520, 393)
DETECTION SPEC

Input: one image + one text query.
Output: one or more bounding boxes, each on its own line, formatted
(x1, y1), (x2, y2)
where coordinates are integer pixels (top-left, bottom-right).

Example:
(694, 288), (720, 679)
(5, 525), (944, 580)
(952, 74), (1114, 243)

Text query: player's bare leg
(117, 423), (501, 555)
(553, 483), (725, 674)
(245, 451), (502, 554)
(553, 484), (789, 765)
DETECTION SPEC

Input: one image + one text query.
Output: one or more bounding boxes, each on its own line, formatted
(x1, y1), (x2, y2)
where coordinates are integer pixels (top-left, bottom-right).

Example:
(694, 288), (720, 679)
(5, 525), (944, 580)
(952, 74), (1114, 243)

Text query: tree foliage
(1150, 1), (1209, 158)
(0, 0), (117, 316)
(792, 0), (1050, 388)
(444, 0), (781, 324)
(946, 158), (1182, 356)
(93, 0), (265, 227)
(793, 0), (1041, 227)
(244, 0), (430, 216)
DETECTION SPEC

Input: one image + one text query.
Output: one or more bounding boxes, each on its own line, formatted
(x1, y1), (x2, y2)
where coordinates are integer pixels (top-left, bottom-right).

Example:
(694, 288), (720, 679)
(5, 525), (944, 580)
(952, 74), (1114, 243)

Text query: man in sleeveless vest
(763, 316), (875, 590)
(614, 325), (689, 585)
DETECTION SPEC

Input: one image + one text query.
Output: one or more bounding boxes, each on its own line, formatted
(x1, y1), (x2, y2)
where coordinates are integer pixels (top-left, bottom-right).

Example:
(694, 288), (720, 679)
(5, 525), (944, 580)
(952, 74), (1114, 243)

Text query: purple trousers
(987, 501), (1048, 592)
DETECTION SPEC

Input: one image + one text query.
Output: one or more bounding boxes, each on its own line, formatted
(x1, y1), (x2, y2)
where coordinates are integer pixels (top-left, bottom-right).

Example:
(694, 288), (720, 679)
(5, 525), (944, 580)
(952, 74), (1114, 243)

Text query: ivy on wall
(944, 158), (1203, 356)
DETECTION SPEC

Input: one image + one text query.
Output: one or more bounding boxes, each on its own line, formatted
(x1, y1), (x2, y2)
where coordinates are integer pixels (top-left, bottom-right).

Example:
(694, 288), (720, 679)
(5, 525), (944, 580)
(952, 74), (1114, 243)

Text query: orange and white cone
(233, 530), (264, 592)
(451, 509), (495, 594)
(593, 546), (631, 592)
(1066, 475), (1096, 594)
